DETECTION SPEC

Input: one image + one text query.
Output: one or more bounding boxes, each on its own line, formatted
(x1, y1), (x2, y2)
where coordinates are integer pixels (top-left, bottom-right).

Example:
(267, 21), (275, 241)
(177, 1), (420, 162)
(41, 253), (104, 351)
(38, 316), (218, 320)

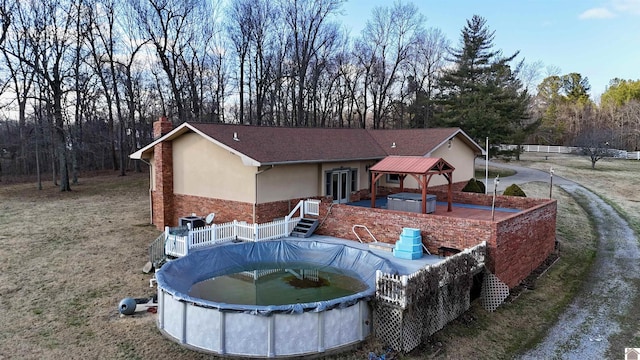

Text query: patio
(348, 197), (521, 222)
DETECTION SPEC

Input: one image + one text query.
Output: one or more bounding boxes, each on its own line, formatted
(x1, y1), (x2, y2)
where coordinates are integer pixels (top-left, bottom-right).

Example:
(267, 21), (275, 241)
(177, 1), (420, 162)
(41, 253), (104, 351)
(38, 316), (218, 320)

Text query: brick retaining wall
(317, 193), (557, 289)
(317, 205), (491, 255)
(492, 201), (557, 287)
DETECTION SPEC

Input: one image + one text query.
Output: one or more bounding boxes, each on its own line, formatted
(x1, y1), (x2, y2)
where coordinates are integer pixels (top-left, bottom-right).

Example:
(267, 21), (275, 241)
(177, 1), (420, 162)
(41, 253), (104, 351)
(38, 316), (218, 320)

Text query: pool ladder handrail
(352, 224), (378, 244)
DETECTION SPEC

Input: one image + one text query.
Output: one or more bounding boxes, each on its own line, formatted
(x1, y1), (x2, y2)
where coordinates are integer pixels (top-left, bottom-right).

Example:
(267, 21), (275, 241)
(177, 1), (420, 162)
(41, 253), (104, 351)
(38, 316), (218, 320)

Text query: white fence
(160, 199), (322, 258)
(375, 241), (487, 309)
(501, 144), (640, 160)
(164, 217), (302, 258)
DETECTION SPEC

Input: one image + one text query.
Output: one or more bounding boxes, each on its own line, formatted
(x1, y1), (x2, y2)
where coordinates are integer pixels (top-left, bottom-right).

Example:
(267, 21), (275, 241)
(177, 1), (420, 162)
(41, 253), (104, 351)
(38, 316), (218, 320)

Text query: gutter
(253, 165), (275, 223)
(138, 158), (153, 224)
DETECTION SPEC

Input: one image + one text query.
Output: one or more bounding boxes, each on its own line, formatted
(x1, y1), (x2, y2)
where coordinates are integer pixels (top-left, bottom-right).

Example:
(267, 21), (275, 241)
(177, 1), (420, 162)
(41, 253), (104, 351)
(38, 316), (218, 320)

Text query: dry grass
(518, 152), (640, 235)
(0, 173), (214, 360)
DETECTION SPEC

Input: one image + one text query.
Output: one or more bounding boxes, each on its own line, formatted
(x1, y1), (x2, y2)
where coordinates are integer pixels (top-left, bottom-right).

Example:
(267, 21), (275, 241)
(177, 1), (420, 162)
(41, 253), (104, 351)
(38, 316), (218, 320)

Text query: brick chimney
(151, 116), (174, 229)
(153, 116), (173, 139)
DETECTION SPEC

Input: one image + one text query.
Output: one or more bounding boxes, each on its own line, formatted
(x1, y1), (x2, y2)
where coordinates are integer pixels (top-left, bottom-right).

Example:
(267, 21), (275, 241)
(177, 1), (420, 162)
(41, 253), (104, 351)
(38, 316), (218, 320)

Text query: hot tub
(155, 239), (397, 358)
(388, 192), (436, 213)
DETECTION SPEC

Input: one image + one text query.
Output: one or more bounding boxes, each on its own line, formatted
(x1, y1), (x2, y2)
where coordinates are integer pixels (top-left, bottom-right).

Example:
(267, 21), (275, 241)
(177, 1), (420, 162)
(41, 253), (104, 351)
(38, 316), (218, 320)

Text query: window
(325, 172), (332, 196)
(350, 169), (358, 191)
(386, 174), (400, 184)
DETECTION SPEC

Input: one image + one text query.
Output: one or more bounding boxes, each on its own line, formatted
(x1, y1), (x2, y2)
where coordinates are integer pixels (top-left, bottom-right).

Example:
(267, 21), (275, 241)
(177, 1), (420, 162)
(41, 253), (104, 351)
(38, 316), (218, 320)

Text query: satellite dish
(205, 213), (215, 225)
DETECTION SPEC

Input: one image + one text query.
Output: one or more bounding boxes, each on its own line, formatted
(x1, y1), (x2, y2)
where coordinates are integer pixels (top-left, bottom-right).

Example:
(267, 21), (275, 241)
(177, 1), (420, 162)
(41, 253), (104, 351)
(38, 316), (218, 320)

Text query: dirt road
(486, 162), (640, 358)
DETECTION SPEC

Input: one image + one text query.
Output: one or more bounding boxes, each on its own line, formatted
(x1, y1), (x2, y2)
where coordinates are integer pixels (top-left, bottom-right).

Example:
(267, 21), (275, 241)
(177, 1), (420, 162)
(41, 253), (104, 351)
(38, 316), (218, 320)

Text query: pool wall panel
(163, 294), (184, 341)
(186, 304), (221, 351)
(274, 311), (318, 355)
(224, 311), (269, 356)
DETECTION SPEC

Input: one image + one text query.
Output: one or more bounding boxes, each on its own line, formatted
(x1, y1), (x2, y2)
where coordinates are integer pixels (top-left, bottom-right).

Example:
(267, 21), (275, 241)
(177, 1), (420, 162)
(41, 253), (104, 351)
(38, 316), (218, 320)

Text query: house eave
(260, 156), (385, 166)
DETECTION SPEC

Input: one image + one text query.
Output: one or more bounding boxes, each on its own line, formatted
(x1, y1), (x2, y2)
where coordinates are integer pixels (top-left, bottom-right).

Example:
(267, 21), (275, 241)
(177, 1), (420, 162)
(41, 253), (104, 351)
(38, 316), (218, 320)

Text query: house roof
(369, 156), (454, 174)
(130, 122), (484, 166)
(190, 123), (387, 164)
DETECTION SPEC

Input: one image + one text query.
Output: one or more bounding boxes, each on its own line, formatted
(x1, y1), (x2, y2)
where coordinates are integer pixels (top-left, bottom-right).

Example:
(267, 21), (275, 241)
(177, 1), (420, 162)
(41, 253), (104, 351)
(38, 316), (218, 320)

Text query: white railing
(304, 199), (321, 216)
(376, 241), (487, 309)
(376, 272), (409, 308)
(500, 144), (640, 160)
(165, 227), (188, 258)
(164, 217), (303, 258)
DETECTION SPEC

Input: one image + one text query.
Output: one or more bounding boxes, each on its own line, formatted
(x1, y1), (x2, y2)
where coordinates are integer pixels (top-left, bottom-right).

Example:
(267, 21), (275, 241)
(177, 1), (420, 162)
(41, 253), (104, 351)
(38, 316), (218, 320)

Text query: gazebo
(369, 156), (455, 213)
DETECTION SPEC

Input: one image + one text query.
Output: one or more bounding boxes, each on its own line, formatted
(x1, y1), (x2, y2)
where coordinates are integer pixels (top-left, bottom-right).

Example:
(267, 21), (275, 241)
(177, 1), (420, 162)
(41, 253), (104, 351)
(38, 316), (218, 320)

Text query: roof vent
(233, 132), (239, 141)
(391, 142), (396, 148)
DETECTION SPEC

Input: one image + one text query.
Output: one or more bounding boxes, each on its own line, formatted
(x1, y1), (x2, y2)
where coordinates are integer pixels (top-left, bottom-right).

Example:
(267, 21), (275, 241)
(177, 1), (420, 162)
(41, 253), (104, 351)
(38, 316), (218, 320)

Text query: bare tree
(357, 2), (425, 129)
(281, 0), (344, 127)
(407, 26), (449, 128)
(132, 0), (217, 122)
(0, 0), (15, 46)
(573, 107), (615, 169)
(0, 1), (36, 174)
(2, 0), (84, 190)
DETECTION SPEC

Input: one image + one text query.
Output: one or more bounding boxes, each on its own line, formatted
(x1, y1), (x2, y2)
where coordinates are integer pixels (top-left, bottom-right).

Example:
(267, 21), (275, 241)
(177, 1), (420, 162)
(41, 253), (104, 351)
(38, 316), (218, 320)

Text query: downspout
(139, 158), (153, 224)
(254, 165), (275, 223)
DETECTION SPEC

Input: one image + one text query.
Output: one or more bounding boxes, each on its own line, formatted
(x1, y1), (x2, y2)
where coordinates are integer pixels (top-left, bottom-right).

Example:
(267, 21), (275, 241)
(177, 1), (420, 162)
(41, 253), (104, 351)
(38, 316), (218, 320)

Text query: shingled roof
(189, 123), (387, 164)
(131, 122), (482, 166)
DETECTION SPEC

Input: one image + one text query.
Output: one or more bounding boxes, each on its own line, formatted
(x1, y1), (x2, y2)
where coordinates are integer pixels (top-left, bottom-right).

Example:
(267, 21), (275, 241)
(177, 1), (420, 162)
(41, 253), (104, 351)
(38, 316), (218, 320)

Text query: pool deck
(348, 197), (519, 222)
(289, 234), (443, 276)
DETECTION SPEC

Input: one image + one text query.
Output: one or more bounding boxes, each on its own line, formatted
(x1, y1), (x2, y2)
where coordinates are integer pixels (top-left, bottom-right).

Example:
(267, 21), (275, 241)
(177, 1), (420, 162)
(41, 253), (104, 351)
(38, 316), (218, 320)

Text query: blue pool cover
(156, 239), (398, 315)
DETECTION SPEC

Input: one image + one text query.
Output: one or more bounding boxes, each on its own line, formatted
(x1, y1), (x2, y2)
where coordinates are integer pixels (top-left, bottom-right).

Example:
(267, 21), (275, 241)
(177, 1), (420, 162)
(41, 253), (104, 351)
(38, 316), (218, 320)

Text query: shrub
(462, 178), (483, 193)
(475, 179), (486, 194)
(503, 184), (527, 197)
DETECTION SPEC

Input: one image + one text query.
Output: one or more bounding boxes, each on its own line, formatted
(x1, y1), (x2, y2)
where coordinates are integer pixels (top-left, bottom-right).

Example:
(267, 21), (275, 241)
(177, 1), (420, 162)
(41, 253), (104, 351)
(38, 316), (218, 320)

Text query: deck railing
(149, 232), (167, 266)
(376, 241), (486, 309)
(164, 217), (303, 258)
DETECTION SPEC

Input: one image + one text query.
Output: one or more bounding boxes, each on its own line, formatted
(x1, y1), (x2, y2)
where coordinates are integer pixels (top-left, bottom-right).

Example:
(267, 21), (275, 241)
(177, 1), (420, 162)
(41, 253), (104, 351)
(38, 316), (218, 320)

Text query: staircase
(290, 218), (319, 238)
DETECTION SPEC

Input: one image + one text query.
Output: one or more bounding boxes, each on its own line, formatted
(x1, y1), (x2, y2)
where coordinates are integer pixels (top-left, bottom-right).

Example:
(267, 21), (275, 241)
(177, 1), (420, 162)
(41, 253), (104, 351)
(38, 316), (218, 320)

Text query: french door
(331, 170), (350, 204)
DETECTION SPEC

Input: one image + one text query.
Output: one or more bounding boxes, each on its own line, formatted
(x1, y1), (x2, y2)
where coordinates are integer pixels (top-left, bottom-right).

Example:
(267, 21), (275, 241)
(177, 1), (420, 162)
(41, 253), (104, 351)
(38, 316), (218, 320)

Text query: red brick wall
(152, 193), (330, 228)
(152, 140), (173, 228)
(316, 195), (557, 289)
(171, 194), (253, 225)
(491, 201), (557, 287)
(254, 196), (330, 223)
(316, 205), (491, 255)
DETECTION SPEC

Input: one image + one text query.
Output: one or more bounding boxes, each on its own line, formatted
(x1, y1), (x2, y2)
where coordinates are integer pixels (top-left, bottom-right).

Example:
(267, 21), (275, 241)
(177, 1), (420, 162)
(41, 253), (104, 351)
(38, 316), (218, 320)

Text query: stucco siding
(257, 164), (319, 203)
(429, 137), (476, 184)
(172, 133), (256, 202)
(321, 161), (375, 195)
(379, 137), (476, 189)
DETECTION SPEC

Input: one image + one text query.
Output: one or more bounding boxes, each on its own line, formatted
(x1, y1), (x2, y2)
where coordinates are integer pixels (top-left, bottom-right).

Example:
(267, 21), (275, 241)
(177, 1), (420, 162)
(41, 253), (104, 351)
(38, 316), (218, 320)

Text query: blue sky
(340, 0), (640, 100)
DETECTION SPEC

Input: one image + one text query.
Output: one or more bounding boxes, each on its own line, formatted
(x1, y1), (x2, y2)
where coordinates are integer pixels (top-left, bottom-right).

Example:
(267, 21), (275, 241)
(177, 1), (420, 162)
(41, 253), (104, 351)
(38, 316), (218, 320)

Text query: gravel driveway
(486, 162), (640, 358)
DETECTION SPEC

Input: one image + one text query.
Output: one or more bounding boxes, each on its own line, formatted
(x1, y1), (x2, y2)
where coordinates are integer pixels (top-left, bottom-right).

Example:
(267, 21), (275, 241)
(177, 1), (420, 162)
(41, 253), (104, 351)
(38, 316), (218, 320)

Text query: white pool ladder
(352, 224), (378, 244)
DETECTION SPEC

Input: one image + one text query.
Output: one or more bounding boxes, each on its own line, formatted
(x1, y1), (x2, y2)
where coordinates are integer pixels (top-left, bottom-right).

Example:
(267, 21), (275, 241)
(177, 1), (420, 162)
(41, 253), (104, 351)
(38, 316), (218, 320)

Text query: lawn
(0, 153), (637, 359)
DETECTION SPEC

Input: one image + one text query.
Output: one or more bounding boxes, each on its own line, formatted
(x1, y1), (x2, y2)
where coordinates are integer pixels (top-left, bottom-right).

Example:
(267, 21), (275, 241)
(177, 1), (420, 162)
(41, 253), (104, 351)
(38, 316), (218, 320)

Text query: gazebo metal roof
(370, 156), (455, 213)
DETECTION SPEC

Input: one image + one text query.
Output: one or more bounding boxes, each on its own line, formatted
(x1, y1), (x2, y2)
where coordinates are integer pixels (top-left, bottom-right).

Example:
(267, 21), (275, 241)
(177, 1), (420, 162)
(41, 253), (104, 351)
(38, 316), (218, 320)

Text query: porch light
(549, 168), (554, 198)
(448, 138), (453, 148)
(491, 175), (500, 221)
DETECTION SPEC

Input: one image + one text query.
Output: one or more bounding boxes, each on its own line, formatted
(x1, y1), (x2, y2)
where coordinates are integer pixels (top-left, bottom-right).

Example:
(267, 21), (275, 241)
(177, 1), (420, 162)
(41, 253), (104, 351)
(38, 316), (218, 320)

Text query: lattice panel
(401, 308), (425, 352)
(481, 272), (510, 311)
(374, 302), (404, 352)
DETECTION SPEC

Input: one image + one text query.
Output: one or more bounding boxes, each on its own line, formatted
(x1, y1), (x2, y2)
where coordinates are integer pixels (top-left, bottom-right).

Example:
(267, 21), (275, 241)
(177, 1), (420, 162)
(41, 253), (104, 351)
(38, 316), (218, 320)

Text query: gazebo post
(371, 171), (377, 208)
(421, 176), (427, 214)
(447, 177), (453, 212)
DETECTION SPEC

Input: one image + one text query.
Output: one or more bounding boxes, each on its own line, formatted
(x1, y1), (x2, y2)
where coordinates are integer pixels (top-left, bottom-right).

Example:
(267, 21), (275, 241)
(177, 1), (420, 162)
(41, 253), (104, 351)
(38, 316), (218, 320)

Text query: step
(368, 242), (394, 252)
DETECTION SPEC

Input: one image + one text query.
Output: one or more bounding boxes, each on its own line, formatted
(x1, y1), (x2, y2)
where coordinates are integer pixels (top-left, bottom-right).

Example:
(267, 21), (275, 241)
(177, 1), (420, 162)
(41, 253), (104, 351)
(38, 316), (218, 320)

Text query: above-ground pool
(155, 239), (398, 358)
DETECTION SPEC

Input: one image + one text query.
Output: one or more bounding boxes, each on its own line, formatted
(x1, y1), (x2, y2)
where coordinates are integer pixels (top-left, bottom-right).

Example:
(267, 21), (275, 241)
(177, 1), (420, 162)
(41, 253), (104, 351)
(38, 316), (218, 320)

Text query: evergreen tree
(434, 15), (530, 144)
